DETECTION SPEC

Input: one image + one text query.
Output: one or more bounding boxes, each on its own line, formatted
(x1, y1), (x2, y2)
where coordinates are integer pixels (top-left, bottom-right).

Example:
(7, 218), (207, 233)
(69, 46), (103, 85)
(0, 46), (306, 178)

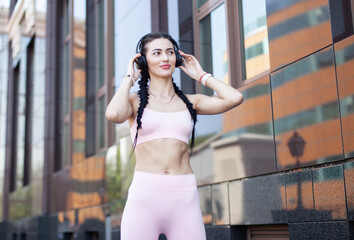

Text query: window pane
(329, 0), (354, 42)
(199, 3), (228, 95)
(0, 34), (8, 181)
(61, 42), (69, 117)
(97, 96), (105, 149)
(31, 38), (46, 180)
(86, 3), (96, 157)
(240, 0), (269, 80)
(62, 123), (70, 166)
(17, 52), (28, 188)
(96, 0), (105, 89)
(73, 0), (87, 163)
(64, 0), (70, 36)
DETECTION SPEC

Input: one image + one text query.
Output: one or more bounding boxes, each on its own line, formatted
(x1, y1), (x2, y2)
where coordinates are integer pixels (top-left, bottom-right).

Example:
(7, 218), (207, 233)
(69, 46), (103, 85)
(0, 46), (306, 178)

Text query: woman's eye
(153, 52), (159, 55)
(169, 51), (174, 54)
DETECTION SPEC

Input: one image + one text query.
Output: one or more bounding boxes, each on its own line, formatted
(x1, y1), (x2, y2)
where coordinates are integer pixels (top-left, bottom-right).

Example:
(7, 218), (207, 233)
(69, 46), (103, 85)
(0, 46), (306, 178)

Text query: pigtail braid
(133, 70), (150, 148)
(172, 80), (197, 154)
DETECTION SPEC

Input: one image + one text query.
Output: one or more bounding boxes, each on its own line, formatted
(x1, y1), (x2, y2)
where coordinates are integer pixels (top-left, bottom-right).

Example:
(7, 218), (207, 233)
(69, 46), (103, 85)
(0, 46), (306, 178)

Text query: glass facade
(72, 0), (86, 164)
(199, 3), (228, 95)
(239, 0), (269, 80)
(58, 0), (71, 169)
(85, 0), (107, 156)
(0, 34), (8, 221)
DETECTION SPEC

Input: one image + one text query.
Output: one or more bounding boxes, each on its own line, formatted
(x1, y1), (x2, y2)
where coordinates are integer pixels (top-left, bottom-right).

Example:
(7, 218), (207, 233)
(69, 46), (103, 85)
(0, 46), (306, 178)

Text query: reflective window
(31, 37), (46, 180)
(271, 46), (343, 170)
(239, 0), (269, 80)
(97, 96), (105, 149)
(72, 0), (86, 164)
(57, 0), (71, 170)
(267, 0), (332, 71)
(199, 3), (228, 96)
(97, 0), (105, 89)
(329, 0), (354, 42)
(0, 34), (8, 182)
(86, 0), (96, 157)
(335, 36), (354, 158)
(85, 0), (107, 156)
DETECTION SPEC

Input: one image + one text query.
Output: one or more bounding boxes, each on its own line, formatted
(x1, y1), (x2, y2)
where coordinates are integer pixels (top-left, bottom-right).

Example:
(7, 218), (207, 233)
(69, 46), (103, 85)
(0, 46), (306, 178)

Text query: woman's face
(145, 38), (176, 79)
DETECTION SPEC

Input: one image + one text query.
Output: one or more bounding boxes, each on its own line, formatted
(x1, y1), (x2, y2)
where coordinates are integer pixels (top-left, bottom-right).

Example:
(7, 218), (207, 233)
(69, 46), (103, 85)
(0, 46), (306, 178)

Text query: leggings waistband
(130, 171), (197, 191)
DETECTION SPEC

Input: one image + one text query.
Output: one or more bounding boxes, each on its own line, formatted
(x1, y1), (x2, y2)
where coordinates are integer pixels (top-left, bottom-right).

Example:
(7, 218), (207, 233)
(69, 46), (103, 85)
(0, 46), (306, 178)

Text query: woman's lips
(160, 64), (171, 69)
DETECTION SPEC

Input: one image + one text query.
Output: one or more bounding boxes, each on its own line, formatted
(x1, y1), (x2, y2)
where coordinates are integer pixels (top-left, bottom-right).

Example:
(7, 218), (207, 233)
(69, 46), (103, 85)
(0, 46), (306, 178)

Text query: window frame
(193, 0), (270, 89)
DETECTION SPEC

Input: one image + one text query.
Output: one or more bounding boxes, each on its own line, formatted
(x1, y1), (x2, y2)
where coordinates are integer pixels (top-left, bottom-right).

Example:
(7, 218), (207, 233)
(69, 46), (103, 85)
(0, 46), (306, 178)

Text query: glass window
(97, 96), (105, 149)
(57, 0), (71, 170)
(62, 123), (70, 166)
(199, 3), (228, 96)
(31, 38), (46, 180)
(0, 35), (8, 181)
(86, 0), (96, 157)
(72, 0), (87, 163)
(329, 0), (354, 42)
(239, 0), (269, 80)
(85, 0), (107, 155)
(97, 0), (105, 89)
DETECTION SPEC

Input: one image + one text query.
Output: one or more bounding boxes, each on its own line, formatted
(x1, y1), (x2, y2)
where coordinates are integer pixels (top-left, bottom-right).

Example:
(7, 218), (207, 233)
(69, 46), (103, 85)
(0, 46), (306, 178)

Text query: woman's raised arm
(178, 51), (244, 115)
(105, 53), (141, 123)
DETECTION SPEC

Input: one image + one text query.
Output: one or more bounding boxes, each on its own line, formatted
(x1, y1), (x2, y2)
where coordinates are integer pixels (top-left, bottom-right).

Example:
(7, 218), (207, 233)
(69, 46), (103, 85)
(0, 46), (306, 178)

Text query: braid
(172, 80), (197, 154)
(133, 70), (150, 148)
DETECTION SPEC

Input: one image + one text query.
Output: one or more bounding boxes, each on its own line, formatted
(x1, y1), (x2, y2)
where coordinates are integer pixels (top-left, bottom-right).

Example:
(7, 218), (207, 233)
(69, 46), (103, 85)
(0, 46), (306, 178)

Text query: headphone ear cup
(175, 51), (183, 67)
(136, 55), (148, 70)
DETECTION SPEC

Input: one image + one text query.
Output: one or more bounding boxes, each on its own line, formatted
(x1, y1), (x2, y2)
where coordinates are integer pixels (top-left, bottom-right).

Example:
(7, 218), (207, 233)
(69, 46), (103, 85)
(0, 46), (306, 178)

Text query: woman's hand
(178, 51), (205, 81)
(126, 53), (142, 82)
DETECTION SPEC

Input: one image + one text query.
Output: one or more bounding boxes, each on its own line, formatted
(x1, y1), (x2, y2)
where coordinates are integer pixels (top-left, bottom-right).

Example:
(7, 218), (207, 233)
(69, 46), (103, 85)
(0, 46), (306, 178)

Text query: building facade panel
(344, 161), (354, 221)
(271, 46), (343, 170)
(334, 34), (354, 158)
(266, 0), (333, 71)
(229, 173), (287, 225)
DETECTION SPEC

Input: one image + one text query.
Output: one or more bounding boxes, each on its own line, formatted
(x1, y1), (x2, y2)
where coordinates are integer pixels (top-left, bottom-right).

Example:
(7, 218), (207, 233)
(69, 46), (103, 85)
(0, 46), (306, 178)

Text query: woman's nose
(161, 53), (169, 61)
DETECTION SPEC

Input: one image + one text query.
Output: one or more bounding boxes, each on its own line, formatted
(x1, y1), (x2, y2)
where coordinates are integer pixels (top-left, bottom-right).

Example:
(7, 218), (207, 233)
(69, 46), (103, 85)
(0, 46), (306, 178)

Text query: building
(0, 0), (353, 239)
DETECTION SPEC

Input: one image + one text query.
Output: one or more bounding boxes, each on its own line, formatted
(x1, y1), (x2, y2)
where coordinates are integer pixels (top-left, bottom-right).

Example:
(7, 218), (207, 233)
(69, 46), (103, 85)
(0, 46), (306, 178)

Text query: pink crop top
(130, 108), (193, 145)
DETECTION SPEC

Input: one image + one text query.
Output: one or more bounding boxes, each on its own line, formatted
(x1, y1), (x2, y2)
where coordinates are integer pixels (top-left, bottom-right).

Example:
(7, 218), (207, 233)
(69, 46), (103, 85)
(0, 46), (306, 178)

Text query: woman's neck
(149, 76), (174, 97)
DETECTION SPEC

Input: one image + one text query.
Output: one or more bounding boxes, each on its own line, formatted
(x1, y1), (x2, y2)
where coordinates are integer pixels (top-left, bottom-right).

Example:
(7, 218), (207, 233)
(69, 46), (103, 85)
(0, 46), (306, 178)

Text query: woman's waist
(130, 170), (197, 191)
(134, 153), (192, 174)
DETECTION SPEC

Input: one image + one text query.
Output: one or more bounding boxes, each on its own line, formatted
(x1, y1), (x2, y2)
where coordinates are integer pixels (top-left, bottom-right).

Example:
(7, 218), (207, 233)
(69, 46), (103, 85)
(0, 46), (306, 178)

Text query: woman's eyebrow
(151, 48), (174, 52)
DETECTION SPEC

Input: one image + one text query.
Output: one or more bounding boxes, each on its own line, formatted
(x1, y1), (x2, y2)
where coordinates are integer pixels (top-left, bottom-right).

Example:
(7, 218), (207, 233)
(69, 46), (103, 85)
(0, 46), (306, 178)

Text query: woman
(106, 32), (243, 240)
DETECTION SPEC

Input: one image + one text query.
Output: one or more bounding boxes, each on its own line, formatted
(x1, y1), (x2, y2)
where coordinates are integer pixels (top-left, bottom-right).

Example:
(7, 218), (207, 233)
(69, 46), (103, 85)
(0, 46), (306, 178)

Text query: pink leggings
(120, 171), (206, 240)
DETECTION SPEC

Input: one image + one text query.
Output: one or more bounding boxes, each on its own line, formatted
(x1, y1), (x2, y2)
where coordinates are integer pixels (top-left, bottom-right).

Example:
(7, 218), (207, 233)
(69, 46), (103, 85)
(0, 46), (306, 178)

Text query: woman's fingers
(126, 53), (141, 77)
(130, 53), (141, 63)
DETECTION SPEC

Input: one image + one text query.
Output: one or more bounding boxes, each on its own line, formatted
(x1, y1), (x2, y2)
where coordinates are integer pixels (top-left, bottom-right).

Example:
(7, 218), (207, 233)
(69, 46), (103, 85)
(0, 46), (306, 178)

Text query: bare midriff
(134, 138), (193, 175)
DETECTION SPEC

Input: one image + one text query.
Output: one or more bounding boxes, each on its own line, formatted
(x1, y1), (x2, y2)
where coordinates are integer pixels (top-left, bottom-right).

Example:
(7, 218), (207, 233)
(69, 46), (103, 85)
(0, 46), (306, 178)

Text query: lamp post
(287, 131), (306, 209)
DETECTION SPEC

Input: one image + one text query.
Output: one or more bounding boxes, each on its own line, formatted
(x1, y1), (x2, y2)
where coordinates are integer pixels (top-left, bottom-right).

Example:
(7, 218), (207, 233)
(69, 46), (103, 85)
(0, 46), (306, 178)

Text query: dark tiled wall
(198, 162), (353, 236)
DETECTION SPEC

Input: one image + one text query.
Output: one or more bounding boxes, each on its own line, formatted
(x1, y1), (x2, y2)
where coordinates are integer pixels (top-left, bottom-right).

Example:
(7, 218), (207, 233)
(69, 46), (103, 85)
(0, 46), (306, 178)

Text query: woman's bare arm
(178, 51), (243, 115)
(105, 53), (141, 123)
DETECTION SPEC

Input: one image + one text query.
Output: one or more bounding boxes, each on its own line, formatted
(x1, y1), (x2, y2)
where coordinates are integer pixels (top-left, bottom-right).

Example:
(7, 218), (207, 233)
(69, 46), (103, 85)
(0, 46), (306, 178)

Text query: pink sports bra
(130, 108), (193, 145)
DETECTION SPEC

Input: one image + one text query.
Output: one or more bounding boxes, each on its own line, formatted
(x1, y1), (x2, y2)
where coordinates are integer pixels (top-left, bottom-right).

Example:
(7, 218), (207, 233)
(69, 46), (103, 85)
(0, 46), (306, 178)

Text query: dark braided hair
(132, 32), (198, 154)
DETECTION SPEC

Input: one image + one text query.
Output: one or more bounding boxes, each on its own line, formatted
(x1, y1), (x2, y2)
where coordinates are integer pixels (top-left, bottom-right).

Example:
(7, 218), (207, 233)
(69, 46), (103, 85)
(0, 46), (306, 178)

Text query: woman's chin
(149, 71), (175, 79)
